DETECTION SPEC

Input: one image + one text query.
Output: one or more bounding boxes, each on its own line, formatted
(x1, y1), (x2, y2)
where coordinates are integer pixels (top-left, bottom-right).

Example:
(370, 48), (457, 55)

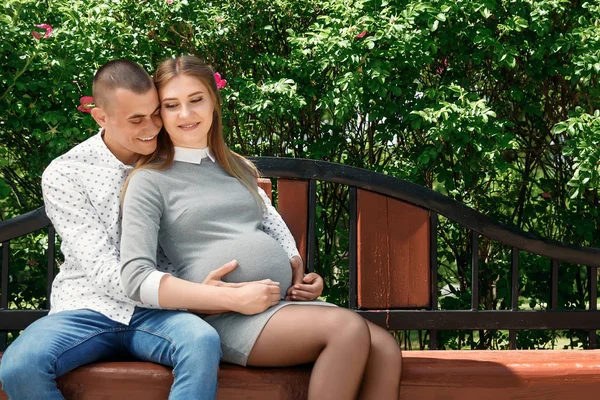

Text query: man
(0, 59), (279, 400)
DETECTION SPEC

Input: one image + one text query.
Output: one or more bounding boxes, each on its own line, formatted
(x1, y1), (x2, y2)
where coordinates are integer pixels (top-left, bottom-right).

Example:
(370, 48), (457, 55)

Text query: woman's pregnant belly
(176, 232), (293, 297)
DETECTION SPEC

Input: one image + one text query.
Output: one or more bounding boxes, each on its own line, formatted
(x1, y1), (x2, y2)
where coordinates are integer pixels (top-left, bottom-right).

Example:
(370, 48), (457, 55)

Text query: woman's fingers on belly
(257, 279), (279, 286)
(269, 284), (281, 296)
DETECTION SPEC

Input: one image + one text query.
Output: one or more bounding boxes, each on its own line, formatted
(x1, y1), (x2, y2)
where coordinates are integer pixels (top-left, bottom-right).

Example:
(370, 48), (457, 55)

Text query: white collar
(173, 146), (216, 164)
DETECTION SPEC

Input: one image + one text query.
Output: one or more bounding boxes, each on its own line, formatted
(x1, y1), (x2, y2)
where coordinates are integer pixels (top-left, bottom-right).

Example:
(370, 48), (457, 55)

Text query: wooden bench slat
(3, 351), (599, 400)
(357, 189), (430, 309)
(400, 350), (600, 400)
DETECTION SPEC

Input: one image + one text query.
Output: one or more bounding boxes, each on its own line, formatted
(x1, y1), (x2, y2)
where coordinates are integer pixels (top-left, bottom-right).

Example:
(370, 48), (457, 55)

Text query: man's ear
(91, 107), (108, 127)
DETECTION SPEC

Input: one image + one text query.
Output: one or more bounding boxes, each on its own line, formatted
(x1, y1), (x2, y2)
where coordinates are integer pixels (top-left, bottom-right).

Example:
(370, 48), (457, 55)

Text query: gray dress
(121, 159), (333, 365)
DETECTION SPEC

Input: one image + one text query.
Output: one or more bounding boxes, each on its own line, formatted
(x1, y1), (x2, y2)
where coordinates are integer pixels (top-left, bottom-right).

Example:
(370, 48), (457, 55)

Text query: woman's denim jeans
(0, 308), (221, 400)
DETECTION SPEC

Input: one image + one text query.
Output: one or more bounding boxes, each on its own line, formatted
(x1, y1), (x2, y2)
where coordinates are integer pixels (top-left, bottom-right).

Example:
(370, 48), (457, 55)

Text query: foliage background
(1, 0), (600, 349)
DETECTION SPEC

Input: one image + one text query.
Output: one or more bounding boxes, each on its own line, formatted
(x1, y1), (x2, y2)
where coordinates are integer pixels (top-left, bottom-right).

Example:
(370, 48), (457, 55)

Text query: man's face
(93, 88), (162, 165)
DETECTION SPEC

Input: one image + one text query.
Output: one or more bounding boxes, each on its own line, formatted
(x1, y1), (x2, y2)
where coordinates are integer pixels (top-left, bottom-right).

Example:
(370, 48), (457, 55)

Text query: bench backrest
(1, 157), (600, 351)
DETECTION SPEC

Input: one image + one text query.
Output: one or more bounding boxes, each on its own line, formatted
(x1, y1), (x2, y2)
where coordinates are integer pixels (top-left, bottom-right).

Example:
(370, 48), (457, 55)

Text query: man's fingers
(288, 289), (314, 300)
(290, 283), (319, 293)
(303, 273), (322, 284)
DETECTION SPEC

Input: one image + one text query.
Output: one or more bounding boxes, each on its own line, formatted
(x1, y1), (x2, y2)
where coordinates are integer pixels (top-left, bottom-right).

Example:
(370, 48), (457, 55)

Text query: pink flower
(167, 0), (173, 3)
(435, 58), (449, 74)
(214, 72), (227, 89)
(77, 96), (95, 113)
(355, 30), (367, 39)
(32, 24), (52, 39)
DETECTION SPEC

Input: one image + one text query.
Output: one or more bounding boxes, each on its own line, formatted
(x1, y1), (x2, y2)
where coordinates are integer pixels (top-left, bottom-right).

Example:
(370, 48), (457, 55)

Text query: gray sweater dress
(120, 157), (332, 365)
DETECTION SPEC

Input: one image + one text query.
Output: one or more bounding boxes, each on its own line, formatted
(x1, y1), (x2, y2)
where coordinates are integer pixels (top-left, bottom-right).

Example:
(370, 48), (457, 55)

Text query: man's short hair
(92, 59), (154, 109)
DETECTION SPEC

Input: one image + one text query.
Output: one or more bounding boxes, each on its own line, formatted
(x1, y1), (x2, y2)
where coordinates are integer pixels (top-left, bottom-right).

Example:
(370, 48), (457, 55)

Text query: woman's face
(159, 74), (215, 149)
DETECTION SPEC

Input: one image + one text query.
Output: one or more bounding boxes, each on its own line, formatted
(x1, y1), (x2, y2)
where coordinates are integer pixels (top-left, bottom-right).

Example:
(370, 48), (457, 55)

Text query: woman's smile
(159, 74), (215, 148)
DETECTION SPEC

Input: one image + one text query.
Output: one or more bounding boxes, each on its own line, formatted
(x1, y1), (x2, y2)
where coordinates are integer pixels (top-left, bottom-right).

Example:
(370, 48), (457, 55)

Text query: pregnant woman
(120, 55), (401, 400)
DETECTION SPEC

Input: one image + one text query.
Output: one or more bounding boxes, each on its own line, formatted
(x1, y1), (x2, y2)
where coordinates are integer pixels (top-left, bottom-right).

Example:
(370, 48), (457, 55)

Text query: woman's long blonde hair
(123, 56), (263, 208)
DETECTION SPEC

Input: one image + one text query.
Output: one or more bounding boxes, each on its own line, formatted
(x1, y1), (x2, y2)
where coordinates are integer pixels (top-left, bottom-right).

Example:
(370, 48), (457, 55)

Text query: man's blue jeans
(0, 308), (221, 400)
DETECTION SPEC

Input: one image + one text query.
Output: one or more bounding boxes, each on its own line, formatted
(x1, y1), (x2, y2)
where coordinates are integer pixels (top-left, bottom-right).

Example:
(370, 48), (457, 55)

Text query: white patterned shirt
(42, 131), (299, 324)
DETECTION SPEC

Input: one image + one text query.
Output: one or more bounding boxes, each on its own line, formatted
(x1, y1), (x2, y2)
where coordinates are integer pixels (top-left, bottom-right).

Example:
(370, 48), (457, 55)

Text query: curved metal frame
(252, 157), (600, 267)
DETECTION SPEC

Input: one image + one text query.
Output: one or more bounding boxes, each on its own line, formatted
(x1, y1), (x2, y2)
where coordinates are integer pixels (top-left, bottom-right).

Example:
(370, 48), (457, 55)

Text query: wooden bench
(1, 157), (600, 399)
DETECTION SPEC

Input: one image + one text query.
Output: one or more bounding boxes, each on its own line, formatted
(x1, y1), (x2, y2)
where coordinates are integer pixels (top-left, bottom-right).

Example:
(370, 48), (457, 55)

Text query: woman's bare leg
(247, 306), (371, 400)
(358, 321), (402, 400)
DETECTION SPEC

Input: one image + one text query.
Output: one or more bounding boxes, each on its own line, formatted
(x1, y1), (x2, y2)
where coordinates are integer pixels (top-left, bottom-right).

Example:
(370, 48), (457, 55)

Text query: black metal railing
(1, 157), (599, 351)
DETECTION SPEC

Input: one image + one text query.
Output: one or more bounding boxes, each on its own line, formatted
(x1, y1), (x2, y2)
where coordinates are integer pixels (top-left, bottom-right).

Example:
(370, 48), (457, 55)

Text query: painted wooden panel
(256, 178), (272, 201)
(275, 179), (308, 263)
(357, 189), (430, 309)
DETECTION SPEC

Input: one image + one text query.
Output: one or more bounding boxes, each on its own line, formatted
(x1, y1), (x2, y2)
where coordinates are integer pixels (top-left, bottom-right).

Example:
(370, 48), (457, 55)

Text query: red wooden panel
(276, 179), (308, 263)
(357, 189), (430, 309)
(257, 178), (272, 201)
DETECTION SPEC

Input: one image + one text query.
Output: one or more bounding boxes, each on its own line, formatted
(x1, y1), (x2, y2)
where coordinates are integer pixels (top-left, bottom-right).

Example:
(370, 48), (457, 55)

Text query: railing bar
(589, 266), (597, 349)
(0, 242), (7, 351)
(430, 212), (439, 310)
(1, 241), (9, 351)
(349, 187), (358, 310)
(551, 259), (559, 310)
(590, 266), (597, 310)
(46, 226), (56, 309)
(429, 212), (438, 350)
(306, 179), (317, 274)
(510, 247), (519, 350)
(1, 241), (9, 310)
(358, 309), (600, 330)
(509, 331), (517, 350)
(511, 247), (519, 310)
(429, 330), (437, 350)
(470, 231), (479, 311)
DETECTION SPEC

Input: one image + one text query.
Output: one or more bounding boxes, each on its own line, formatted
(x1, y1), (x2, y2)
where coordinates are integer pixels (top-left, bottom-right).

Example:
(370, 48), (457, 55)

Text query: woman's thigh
(247, 305), (369, 366)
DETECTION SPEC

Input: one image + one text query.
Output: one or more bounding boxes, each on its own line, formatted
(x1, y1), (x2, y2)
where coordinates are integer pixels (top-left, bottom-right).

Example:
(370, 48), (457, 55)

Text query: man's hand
(286, 256), (324, 301)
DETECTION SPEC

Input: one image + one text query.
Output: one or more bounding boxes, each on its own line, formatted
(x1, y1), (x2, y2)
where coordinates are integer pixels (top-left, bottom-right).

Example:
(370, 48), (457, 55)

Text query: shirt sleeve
(139, 270), (169, 305)
(257, 186), (301, 260)
(120, 170), (165, 306)
(42, 164), (142, 305)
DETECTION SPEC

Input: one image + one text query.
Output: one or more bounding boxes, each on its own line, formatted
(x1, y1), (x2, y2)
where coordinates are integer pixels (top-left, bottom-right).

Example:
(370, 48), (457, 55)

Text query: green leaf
(430, 19), (439, 32)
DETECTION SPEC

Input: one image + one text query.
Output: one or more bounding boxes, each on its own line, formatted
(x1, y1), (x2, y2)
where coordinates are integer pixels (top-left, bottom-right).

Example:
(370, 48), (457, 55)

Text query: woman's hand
(203, 259), (278, 288)
(286, 256), (324, 301)
(202, 259), (281, 315)
(233, 282), (281, 315)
